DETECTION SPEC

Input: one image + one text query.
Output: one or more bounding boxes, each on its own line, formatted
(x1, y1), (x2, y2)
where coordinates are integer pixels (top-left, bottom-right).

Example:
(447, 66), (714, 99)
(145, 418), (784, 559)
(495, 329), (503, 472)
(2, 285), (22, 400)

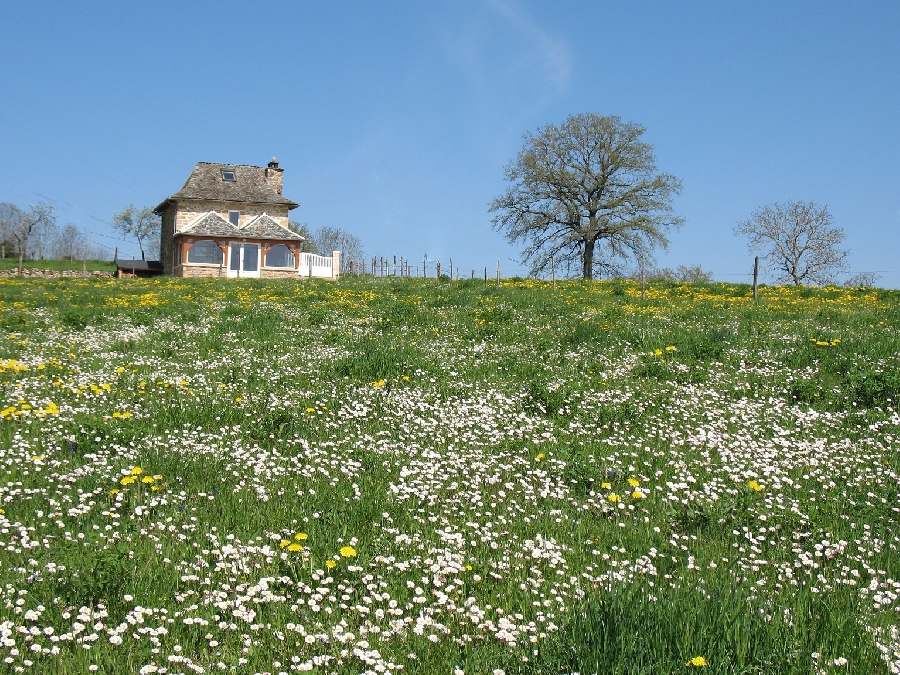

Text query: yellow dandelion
(608, 494), (620, 503)
(279, 540), (291, 548)
(340, 546), (357, 558)
(627, 477), (640, 487)
(306, 407), (316, 413)
(748, 480), (763, 492)
(601, 482), (612, 489)
(130, 466), (143, 475)
(325, 559), (337, 569)
(109, 489), (120, 496)
(687, 656), (708, 667)
(294, 532), (308, 541)
(654, 348), (663, 356)
(287, 543), (304, 552)
(665, 345), (677, 351)
(120, 476), (137, 486)
(141, 476), (154, 484)
(535, 453), (545, 461)
(631, 490), (644, 499)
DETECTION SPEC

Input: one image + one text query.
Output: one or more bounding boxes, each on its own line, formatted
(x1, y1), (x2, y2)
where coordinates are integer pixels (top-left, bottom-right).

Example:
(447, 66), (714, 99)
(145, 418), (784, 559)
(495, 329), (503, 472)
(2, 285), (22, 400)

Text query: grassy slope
(0, 276), (898, 674)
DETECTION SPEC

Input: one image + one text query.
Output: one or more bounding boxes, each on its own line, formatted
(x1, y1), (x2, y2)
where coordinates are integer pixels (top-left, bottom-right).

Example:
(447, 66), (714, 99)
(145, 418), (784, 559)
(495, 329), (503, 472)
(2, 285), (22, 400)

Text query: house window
(265, 244), (295, 268)
(186, 240), (224, 265)
(222, 170), (236, 182)
(228, 211), (240, 226)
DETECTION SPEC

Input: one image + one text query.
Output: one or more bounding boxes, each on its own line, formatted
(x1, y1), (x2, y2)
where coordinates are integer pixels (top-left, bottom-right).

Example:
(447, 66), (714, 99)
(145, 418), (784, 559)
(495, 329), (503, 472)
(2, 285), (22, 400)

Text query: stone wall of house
(174, 264), (226, 279)
(160, 203), (177, 275)
(175, 201), (291, 232)
(260, 268), (297, 280)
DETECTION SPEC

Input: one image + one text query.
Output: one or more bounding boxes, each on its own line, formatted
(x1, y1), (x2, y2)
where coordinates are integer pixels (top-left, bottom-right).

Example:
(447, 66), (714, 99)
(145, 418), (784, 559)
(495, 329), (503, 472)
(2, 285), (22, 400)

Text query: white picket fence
(298, 252), (340, 279)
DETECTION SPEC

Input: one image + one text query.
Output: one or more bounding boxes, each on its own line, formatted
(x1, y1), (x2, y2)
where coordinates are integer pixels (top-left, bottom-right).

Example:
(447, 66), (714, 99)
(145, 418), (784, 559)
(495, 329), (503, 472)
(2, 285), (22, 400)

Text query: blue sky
(2, 1), (898, 285)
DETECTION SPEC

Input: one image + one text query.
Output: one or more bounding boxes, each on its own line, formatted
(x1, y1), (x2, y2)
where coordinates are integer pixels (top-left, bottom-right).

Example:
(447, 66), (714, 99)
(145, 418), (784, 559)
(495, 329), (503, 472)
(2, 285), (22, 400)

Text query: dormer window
(221, 170), (236, 182)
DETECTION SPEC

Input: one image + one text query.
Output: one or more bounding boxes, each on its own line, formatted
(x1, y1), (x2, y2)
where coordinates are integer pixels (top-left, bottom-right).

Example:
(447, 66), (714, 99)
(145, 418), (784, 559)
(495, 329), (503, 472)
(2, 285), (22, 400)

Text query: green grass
(0, 257), (116, 273)
(0, 276), (898, 674)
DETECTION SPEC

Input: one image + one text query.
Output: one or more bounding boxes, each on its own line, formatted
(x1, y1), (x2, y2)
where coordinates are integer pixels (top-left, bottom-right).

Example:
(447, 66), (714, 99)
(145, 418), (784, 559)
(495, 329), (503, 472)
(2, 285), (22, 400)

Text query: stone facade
(155, 160), (312, 277)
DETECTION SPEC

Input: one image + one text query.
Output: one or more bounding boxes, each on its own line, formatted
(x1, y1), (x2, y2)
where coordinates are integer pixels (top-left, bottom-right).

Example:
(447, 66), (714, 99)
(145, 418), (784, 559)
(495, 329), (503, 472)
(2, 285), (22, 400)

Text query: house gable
(179, 211), (242, 238)
(241, 213), (304, 241)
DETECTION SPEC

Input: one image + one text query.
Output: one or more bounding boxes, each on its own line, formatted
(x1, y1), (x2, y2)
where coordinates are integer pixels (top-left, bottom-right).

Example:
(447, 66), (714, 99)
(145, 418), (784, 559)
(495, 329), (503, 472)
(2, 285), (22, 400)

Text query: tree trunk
(581, 238), (596, 280)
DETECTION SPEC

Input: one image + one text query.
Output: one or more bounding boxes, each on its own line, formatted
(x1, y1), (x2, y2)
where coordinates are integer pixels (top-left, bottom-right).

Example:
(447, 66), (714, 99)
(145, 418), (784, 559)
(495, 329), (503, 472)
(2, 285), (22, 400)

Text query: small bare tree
(10, 202), (55, 275)
(293, 225), (365, 273)
(112, 205), (161, 260)
(52, 224), (89, 266)
(0, 202), (24, 260)
(735, 201), (848, 286)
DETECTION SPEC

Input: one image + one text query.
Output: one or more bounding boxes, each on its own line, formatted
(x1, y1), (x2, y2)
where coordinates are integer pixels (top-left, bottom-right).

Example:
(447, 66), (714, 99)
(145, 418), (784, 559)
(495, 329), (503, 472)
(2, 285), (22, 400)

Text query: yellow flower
(535, 453), (545, 461)
(371, 380), (386, 388)
(654, 348), (663, 356)
(235, 396), (243, 403)
(601, 482), (612, 489)
(631, 490), (644, 499)
(279, 540), (291, 548)
(665, 345), (677, 351)
(130, 466), (143, 475)
(608, 494), (620, 503)
(325, 559), (337, 569)
(306, 407), (316, 413)
(109, 489), (120, 496)
(153, 475), (163, 480)
(141, 476), (154, 484)
(120, 476), (137, 486)
(294, 532), (308, 541)
(748, 480), (763, 492)
(687, 656), (708, 667)
(627, 477), (640, 487)
(31, 455), (44, 462)
(340, 546), (357, 558)
(287, 543), (304, 552)
(44, 402), (59, 415)
(402, 375), (410, 381)
(115, 366), (125, 374)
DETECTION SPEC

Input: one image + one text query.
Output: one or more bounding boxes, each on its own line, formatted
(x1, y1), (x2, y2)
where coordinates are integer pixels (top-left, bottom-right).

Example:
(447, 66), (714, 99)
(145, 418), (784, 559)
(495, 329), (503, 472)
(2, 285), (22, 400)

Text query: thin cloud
(483, 0), (572, 91)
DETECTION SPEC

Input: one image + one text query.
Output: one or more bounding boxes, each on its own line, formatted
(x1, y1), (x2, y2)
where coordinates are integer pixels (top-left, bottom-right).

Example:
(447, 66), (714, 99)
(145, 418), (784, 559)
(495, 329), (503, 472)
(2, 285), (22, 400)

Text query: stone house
(155, 159), (338, 279)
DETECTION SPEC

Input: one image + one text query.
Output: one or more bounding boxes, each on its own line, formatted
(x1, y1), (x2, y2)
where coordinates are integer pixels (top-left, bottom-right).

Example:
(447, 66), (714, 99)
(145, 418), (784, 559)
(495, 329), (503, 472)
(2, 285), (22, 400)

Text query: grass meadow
(0, 274), (899, 675)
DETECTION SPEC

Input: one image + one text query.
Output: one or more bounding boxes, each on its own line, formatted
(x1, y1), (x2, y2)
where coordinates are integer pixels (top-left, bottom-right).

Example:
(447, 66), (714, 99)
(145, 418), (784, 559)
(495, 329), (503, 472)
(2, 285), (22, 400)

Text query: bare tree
(490, 113), (683, 280)
(0, 202), (23, 260)
(112, 205), (161, 260)
(288, 222), (317, 253)
(843, 272), (881, 289)
(735, 201), (848, 286)
(52, 223), (89, 263)
(633, 263), (714, 283)
(10, 202), (55, 275)
(291, 224), (365, 273)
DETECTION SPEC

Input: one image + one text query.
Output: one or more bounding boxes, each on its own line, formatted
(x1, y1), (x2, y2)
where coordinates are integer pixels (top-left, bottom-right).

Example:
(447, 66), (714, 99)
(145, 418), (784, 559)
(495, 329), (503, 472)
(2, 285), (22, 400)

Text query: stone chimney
(265, 157), (284, 195)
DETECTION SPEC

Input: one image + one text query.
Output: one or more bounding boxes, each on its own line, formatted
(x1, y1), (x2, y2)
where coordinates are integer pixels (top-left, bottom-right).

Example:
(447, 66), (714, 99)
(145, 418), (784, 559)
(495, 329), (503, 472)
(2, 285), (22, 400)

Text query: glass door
(227, 243), (260, 278)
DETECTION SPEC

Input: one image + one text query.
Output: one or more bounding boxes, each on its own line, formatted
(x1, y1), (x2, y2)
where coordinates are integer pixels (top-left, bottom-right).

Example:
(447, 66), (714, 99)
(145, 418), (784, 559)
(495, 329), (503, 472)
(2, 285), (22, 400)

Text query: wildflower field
(0, 275), (899, 675)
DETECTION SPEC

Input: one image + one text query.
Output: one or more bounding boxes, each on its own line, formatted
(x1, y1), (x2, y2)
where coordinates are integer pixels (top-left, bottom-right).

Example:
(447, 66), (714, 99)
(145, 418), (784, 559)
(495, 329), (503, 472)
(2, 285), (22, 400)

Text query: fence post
(752, 256), (759, 302)
(551, 254), (556, 290)
(332, 251), (340, 280)
(496, 260), (500, 287)
(437, 261), (441, 279)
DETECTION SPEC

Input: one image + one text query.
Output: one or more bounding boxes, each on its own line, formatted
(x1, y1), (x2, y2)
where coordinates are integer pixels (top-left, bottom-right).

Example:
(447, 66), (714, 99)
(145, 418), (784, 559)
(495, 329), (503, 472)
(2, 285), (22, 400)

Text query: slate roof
(156, 162), (299, 212)
(115, 258), (164, 272)
(177, 212), (306, 242)
(241, 214), (305, 241)
(179, 212), (242, 237)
